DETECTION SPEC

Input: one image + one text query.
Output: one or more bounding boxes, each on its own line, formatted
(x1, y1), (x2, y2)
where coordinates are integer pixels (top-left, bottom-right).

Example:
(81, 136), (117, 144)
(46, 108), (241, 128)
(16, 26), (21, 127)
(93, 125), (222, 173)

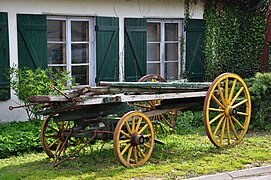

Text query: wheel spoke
(125, 121), (132, 134)
(138, 124), (149, 134)
(211, 94), (225, 109)
(220, 117), (227, 144)
(64, 121), (70, 129)
(45, 135), (56, 138)
(209, 113), (225, 125)
(161, 114), (172, 127)
(127, 146), (133, 163)
(55, 121), (60, 130)
(229, 79), (237, 102)
(230, 87), (244, 106)
(209, 107), (224, 112)
(217, 83), (226, 106)
(157, 115), (161, 122)
(120, 130), (131, 138)
(118, 139), (131, 144)
(144, 143), (151, 149)
(48, 138), (60, 148)
(237, 111), (248, 116)
(137, 145), (146, 158)
(133, 146), (137, 163)
(144, 134), (152, 138)
(55, 141), (62, 155)
(135, 104), (151, 109)
(231, 116), (245, 130)
(226, 118), (231, 145)
(132, 117), (135, 132)
(121, 144), (131, 156)
(225, 77), (229, 103)
(147, 101), (155, 109)
(47, 125), (58, 132)
(213, 115), (225, 135)
(135, 117), (142, 132)
(232, 99), (248, 109)
(229, 117), (239, 140)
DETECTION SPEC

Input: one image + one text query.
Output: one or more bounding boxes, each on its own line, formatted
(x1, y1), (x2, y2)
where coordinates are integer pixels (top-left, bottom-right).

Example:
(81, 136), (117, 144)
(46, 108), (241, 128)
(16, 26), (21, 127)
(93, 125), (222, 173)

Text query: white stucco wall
(0, 0), (204, 122)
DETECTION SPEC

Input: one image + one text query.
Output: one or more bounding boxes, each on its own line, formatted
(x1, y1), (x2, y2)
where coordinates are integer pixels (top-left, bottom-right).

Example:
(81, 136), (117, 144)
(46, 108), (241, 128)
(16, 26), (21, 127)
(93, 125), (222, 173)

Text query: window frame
(146, 19), (182, 80)
(47, 16), (96, 85)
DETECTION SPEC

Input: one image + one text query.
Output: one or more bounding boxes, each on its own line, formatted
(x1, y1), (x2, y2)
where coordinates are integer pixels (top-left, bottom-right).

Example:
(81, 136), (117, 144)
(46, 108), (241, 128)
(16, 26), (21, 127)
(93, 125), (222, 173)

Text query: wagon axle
(131, 134), (145, 146)
(225, 106), (238, 117)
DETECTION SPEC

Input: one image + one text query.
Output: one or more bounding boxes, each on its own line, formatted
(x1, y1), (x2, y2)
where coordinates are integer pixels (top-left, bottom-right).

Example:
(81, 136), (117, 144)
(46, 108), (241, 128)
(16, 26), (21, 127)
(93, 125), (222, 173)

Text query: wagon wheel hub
(131, 134), (145, 146)
(225, 106), (237, 117)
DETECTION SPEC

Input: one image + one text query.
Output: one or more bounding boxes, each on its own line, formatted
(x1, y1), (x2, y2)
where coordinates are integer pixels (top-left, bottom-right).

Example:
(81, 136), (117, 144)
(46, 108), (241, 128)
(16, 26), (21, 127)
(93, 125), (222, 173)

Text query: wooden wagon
(21, 73), (251, 167)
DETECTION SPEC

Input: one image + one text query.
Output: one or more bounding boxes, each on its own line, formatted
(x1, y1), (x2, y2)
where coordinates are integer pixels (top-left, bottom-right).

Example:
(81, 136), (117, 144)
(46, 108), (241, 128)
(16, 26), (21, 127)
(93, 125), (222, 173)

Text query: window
(47, 17), (95, 85)
(147, 20), (182, 80)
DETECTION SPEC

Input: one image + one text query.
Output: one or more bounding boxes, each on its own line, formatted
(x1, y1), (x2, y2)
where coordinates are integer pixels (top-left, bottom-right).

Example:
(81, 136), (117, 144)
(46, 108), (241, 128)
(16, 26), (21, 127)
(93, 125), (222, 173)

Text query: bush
(174, 111), (204, 135)
(0, 120), (43, 158)
(247, 73), (271, 130)
(8, 67), (73, 120)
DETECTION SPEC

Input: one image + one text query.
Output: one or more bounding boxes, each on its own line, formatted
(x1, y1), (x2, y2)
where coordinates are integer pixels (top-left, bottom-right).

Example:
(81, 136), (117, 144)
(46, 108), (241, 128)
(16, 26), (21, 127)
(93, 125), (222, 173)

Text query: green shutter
(17, 14), (47, 70)
(0, 12), (10, 100)
(186, 19), (204, 82)
(124, 18), (146, 82)
(96, 16), (119, 82)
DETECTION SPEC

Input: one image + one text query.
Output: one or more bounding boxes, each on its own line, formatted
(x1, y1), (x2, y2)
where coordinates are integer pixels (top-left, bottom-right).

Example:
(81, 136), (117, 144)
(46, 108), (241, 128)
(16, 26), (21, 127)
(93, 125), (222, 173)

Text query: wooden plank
(87, 86), (207, 94)
(79, 91), (207, 105)
(98, 81), (211, 89)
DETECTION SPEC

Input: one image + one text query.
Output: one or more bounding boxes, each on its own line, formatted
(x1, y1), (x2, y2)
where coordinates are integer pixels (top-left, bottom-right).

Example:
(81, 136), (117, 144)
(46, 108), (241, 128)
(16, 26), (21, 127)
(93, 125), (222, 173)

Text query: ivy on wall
(203, 1), (266, 81)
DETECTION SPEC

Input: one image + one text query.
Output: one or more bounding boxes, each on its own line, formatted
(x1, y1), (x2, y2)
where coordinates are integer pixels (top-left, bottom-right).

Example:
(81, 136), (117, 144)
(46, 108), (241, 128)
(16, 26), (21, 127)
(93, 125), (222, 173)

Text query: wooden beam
(98, 81), (211, 89)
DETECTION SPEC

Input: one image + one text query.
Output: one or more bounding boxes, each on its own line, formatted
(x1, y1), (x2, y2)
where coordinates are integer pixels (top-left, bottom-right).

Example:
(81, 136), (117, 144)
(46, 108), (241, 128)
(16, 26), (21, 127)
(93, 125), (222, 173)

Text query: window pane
(49, 66), (66, 73)
(147, 23), (160, 42)
(48, 43), (66, 64)
(71, 21), (89, 41)
(165, 62), (178, 80)
(147, 43), (160, 61)
(165, 43), (178, 61)
(72, 66), (89, 85)
(165, 23), (178, 41)
(71, 44), (89, 64)
(147, 63), (160, 75)
(47, 20), (66, 42)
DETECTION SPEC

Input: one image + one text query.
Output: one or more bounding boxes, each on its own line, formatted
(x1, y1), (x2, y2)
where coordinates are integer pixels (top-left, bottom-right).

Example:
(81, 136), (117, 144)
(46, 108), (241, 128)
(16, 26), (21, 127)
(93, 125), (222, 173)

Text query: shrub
(8, 67), (73, 120)
(174, 111), (204, 134)
(0, 120), (43, 158)
(247, 73), (271, 130)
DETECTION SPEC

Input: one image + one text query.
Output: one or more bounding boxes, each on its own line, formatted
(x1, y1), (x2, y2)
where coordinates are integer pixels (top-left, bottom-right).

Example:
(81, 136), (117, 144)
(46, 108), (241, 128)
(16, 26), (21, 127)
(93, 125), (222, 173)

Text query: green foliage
(204, 1), (265, 81)
(174, 111), (204, 134)
(1, 131), (271, 179)
(0, 120), (43, 158)
(8, 67), (73, 120)
(247, 73), (271, 130)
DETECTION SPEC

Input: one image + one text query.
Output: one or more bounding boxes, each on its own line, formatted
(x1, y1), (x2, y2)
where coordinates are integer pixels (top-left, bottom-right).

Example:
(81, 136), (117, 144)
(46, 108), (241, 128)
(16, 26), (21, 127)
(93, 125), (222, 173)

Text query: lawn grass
(1, 126), (271, 180)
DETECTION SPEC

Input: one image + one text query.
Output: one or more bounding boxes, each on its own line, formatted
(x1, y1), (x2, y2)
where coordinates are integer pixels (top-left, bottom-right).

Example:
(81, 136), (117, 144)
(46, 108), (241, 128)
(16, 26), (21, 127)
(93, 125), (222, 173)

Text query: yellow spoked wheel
(41, 115), (81, 159)
(113, 111), (155, 167)
(136, 74), (177, 129)
(203, 73), (251, 147)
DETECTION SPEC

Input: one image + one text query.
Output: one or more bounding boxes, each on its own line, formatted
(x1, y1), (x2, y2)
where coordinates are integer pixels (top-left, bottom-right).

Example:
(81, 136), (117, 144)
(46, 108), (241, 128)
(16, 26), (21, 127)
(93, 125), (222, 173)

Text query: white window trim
(147, 19), (183, 80)
(47, 16), (96, 86)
